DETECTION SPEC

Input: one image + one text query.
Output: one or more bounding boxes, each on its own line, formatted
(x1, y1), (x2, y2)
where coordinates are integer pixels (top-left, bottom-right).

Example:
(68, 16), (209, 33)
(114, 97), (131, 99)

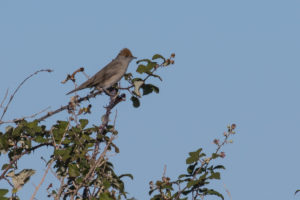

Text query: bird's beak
(132, 56), (137, 59)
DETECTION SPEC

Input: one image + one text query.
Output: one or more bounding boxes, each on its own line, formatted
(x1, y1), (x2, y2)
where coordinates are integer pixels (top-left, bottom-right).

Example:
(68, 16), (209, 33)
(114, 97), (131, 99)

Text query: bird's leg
(103, 88), (118, 99)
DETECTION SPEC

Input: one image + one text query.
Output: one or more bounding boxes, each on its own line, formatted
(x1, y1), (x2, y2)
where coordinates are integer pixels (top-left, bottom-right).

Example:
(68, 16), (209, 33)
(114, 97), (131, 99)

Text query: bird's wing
(91, 60), (122, 87)
(66, 60), (122, 95)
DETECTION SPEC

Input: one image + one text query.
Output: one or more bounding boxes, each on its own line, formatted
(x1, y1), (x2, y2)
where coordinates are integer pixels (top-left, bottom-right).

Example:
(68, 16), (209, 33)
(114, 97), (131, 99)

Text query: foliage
(148, 124), (236, 200)
(0, 52), (238, 200)
(0, 52), (175, 199)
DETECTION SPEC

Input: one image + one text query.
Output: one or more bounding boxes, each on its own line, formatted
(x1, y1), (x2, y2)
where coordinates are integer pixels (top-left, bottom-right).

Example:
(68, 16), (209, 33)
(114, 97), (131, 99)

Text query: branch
(0, 143), (53, 180)
(0, 88), (9, 109)
(174, 125), (236, 199)
(37, 90), (102, 122)
(73, 136), (116, 197)
(91, 93), (125, 161)
(0, 69), (53, 121)
(55, 177), (66, 200)
(30, 159), (54, 200)
(38, 57), (171, 123)
(0, 106), (51, 125)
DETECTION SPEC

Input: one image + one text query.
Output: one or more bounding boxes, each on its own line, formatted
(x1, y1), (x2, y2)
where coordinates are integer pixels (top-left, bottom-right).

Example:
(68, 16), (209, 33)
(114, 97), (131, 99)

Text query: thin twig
(0, 69), (53, 121)
(175, 128), (235, 199)
(91, 94), (125, 161)
(113, 109), (118, 127)
(162, 165), (167, 178)
(0, 143), (53, 180)
(0, 106), (51, 125)
(55, 177), (65, 200)
(37, 90), (102, 122)
(73, 136), (116, 196)
(0, 88), (9, 108)
(223, 183), (232, 200)
(3, 176), (14, 188)
(30, 159), (54, 200)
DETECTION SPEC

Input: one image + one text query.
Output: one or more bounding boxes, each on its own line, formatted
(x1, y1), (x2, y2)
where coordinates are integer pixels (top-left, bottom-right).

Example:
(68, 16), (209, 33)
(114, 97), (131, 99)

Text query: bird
(67, 48), (136, 95)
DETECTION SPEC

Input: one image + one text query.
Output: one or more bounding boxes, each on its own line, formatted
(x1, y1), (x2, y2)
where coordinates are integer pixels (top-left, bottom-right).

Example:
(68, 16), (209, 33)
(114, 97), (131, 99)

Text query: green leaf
(12, 126), (22, 137)
(99, 192), (113, 200)
(187, 164), (196, 175)
(209, 172), (221, 180)
(34, 136), (48, 143)
(5, 126), (13, 135)
(141, 84), (159, 96)
(0, 189), (8, 197)
(147, 62), (157, 71)
(131, 96), (140, 108)
(178, 174), (188, 179)
(0, 136), (9, 152)
(136, 62), (156, 74)
(295, 189), (300, 195)
(186, 148), (202, 164)
(111, 143), (120, 153)
(186, 157), (197, 165)
(59, 121), (69, 130)
(54, 149), (71, 161)
(211, 153), (219, 159)
(136, 59), (151, 64)
(103, 179), (111, 189)
(136, 64), (148, 74)
(187, 179), (200, 188)
(152, 54), (165, 61)
(68, 164), (80, 177)
(79, 119), (89, 129)
(27, 120), (42, 134)
(204, 189), (224, 200)
(119, 173), (134, 180)
(1, 164), (11, 170)
(213, 165), (225, 170)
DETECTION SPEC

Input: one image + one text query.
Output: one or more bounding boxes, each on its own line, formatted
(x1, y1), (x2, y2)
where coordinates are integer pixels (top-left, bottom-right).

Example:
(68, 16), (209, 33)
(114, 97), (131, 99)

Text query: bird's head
(118, 48), (137, 61)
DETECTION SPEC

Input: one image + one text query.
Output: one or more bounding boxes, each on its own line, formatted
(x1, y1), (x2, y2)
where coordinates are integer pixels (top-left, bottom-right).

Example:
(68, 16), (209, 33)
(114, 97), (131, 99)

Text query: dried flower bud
(213, 139), (220, 145)
(231, 124), (236, 130)
(162, 177), (170, 183)
(170, 60), (175, 64)
(149, 181), (154, 190)
(46, 183), (53, 190)
(220, 152), (226, 158)
(171, 53), (175, 58)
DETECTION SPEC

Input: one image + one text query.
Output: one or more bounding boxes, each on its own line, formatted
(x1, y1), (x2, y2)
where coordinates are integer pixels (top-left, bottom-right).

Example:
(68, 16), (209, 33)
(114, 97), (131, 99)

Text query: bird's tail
(66, 88), (77, 95)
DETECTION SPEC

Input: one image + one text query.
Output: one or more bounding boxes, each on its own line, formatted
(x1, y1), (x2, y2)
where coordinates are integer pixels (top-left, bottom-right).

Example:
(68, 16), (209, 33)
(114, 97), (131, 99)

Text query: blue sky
(0, 0), (300, 199)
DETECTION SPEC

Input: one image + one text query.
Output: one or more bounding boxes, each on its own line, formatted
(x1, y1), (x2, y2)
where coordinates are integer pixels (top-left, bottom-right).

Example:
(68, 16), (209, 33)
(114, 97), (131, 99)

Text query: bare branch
(37, 90), (102, 122)
(0, 143), (53, 180)
(0, 106), (51, 125)
(0, 88), (9, 108)
(3, 176), (14, 188)
(223, 183), (232, 200)
(0, 69), (53, 121)
(55, 177), (66, 200)
(162, 165), (167, 178)
(30, 159), (54, 200)
(61, 67), (84, 84)
(113, 109), (118, 127)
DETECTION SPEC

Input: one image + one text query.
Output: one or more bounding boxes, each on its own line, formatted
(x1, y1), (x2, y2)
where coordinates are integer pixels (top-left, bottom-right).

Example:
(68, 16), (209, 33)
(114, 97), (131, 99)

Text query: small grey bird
(67, 48), (136, 95)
